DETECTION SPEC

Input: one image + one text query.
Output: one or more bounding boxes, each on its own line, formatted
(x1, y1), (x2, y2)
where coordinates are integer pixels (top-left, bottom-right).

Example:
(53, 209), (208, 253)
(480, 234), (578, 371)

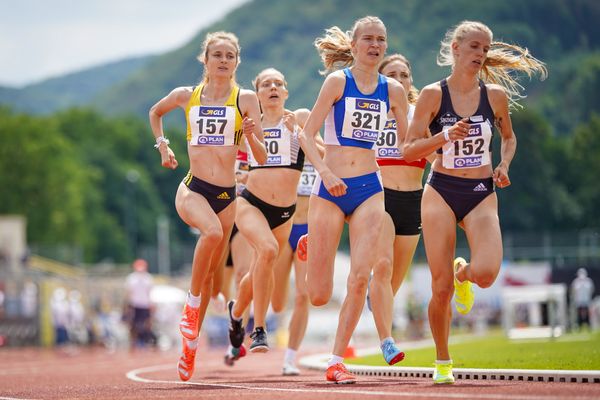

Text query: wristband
(443, 127), (450, 142)
(154, 136), (170, 149)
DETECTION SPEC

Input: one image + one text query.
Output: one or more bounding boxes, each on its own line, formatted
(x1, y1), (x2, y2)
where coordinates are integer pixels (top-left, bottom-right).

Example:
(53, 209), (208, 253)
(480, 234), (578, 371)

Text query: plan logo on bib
(454, 156), (482, 168)
(197, 136), (225, 145)
(378, 148), (400, 157)
(352, 129), (378, 141)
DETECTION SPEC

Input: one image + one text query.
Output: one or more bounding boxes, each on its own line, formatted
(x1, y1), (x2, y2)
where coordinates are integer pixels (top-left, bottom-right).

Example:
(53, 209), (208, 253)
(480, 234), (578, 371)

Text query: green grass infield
(348, 330), (600, 370)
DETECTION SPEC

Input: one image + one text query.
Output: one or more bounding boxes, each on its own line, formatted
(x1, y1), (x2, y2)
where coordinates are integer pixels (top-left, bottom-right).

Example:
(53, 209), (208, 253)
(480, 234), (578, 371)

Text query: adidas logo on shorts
(217, 192), (231, 200)
(473, 183), (487, 192)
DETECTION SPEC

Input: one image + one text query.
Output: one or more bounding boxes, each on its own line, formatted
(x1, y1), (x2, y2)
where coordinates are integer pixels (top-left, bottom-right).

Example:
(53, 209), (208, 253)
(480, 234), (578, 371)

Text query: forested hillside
(1, 0), (599, 265)
(92, 0), (599, 132)
(0, 55), (153, 114)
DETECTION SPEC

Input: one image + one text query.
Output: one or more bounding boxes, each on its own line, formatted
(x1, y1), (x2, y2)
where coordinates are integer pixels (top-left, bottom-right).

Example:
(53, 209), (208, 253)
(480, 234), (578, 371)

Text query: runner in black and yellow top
(148, 31), (267, 382)
(227, 68), (319, 356)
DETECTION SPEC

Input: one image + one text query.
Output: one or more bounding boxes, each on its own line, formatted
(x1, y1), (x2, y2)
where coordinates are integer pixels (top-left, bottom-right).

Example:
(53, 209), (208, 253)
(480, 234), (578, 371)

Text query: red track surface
(1, 345), (599, 400)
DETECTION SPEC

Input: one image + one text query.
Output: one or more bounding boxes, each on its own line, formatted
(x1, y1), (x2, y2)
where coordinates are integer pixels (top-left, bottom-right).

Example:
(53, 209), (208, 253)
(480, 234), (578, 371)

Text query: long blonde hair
(196, 31), (241, 84)
(379, 54), (419, 105)
(315, 16), (386, 75)
(438, 20), (547, 108)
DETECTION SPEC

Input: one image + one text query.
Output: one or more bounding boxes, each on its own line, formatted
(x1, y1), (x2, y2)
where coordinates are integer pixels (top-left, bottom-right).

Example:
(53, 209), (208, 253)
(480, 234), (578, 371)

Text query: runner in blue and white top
(323, 68), (389, 149)
(298, 16), (409, 384)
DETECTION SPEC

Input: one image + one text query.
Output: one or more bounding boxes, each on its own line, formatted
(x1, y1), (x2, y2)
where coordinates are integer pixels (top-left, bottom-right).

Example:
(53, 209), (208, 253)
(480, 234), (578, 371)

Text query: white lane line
(125, 363), (592, 400)
(0, 397), (40, 400)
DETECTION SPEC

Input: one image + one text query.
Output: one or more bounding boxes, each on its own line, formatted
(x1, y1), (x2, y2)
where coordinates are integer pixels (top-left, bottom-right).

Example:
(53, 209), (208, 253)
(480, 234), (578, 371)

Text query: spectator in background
(571, 267), (595, 330)
(50, 287), (70, 348)
(125, 258), (155, 349)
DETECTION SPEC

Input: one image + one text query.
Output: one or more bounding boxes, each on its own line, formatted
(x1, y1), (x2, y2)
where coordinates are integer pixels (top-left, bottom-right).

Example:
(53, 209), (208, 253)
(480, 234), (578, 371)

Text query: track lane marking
(126, 363), (593, 400)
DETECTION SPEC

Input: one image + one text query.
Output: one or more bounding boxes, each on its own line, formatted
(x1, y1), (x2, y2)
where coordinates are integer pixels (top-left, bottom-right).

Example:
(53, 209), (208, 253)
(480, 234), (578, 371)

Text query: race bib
(373, 119), (401, 159)
(297, 163), (317, 196)
(341, 97), (387, 143)
(189, 105), (236, 146)
(248, 127), (292, 166)
(442, 116), (492, 169)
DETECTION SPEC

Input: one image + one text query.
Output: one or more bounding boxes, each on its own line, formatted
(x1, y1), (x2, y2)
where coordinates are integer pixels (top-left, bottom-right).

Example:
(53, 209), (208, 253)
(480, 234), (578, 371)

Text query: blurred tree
(0, 107), (90, 246)
(570, 113), (600, 228)
(496, 108), (580, 231)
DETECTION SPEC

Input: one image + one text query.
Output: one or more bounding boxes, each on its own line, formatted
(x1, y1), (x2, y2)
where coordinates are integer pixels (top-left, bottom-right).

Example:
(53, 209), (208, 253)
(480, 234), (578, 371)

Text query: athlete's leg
(306, 195), (345, 306)
(175, 183), (231, 296)
(421, 185), (457, 361)
(332, 193), (385, 357)
(193, 204), (236, 332)
(288, 250), (309, 351)
(271, 241), (294, 313)
(459, 194), (502, 288)
(370, 212), (395, 340)
(391, 234), (421, 295)
(251, 220), (293, 329)
(232, 197), (277, 326)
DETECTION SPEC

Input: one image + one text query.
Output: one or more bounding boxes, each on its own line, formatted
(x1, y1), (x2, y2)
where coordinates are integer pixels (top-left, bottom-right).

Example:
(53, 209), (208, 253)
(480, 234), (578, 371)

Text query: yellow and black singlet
(185, 84), (244, 146)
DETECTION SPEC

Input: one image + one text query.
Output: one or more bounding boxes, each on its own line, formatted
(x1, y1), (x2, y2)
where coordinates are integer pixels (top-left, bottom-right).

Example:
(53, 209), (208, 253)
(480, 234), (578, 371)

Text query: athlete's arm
(148, 86), (192, 169)
(239, 89), (267, 165)
(488, 84), (515, 189)
(403, 83), (469, 162)
(299, 72), (347, 196)
(295, 108), (325, 158)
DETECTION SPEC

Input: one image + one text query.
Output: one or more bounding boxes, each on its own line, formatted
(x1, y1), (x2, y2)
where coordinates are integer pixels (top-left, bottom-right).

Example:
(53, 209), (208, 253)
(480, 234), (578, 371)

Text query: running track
(1, 346), (599, 400)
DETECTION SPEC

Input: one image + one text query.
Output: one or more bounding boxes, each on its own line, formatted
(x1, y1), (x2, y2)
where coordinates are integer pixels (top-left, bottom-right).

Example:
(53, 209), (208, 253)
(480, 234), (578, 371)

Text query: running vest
(185, 84), (244, 146)
(429, 79), (495, 169)
(375, 104), (427, 169)
(248, 119), (305, 171)
(323, 68), (389, 149)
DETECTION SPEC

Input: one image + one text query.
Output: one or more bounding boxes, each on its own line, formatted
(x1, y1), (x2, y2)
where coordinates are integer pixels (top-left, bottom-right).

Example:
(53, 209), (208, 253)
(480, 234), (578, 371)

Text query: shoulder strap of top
(440, 78), (450, 99)
(478, 79), (492, 114)
(438, 78), (456, 116)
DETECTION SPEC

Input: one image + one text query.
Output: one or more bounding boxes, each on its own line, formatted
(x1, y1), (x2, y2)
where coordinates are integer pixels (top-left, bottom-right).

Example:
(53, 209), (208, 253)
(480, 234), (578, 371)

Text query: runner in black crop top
(430, 79), (495, 154)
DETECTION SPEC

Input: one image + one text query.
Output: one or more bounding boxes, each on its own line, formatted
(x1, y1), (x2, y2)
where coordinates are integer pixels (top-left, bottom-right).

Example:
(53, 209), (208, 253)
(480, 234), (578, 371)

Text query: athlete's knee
(308, 285), (331, 306)
(295, 291), (309, 308)
(256, 240), (279, 264)
(472, 268), (497, 288)
(347, 270), (370, 296)
(271, 300), (285, 314)
(431, 279), (454, 303)
(202, 225), (224, 246)
(372, 257), (393, 282)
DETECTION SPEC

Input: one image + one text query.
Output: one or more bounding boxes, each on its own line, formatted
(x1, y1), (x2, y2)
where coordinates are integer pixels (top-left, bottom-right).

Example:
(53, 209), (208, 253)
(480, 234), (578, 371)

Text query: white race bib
(189, 105), (236, 146)
(442, 117), (492, 169)
(341, 97), (387, 143)
(248, 127), (292, 166)
(297, 163), (317, 196)
(373, 119), (401, 159)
